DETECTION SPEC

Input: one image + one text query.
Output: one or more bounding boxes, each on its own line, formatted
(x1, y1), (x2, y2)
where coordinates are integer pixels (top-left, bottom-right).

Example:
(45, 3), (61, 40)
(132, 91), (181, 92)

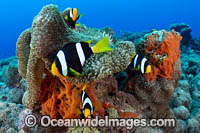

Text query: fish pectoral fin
(75, 23), (81, 27)
(92, 37), (112, 53)
(69, 68), (81, 77)
(136, 65), (140, 70)
(64, 16), (68, 21)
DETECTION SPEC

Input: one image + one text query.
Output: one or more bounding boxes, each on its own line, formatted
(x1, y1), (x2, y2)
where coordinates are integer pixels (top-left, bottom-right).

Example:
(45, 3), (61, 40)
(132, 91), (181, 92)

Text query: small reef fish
(64, 8), (83, 29)
(51, 37), (112, 78)
(130, 54), (151, 74)
(80, 84), (94, 118)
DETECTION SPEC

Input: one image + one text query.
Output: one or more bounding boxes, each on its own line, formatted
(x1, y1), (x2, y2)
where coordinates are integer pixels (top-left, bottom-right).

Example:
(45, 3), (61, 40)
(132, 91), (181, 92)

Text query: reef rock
(0, 102), (25, 132)
(170, 87), (192, 110)
(187, 118), (200, 133)
(0, 57), (21, 87)
(122, 30), (182, 132)
(173, 105), (190, 120)
(169, 47), (200, 132)
(170, 23), (200, 51)
(170, 23), (192, 47)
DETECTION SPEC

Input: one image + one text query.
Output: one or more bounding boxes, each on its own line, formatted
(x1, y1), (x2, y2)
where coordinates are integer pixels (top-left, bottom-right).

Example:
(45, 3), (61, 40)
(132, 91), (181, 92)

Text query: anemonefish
(130, 54), (151, 74)
(51, 37), (112, 79)
(80, 85), (94, 118)
(64, 8), (83, 29)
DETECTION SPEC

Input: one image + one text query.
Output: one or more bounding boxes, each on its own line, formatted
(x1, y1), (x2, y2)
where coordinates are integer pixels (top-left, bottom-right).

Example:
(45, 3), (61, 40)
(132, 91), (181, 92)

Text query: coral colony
(0, 4), (199, 133)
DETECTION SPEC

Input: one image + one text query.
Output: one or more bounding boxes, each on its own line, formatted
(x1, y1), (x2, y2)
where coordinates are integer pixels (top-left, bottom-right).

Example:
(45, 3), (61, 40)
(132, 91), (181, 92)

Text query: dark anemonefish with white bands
(64, 8), (83, 29)
(51, 37), (112, 78)
(130, 53), (151, 74)
(81, 85), (94, 118)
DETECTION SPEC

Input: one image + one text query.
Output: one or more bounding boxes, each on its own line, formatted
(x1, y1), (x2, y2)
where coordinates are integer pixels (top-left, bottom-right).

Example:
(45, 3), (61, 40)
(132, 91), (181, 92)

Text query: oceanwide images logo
(23, 115), (176, 129)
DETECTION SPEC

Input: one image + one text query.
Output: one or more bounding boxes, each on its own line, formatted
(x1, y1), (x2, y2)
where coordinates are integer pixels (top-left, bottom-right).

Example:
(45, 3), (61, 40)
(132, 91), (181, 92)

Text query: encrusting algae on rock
(16, 4), (183, 133)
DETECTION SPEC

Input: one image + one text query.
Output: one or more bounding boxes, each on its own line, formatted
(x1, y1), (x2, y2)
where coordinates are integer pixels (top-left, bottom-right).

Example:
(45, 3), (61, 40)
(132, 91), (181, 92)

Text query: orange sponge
(40, 70), (104, 119)
(142, 30), (182, 82)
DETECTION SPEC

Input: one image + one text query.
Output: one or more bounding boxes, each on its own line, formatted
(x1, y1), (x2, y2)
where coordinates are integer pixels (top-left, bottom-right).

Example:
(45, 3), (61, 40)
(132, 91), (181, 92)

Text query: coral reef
(12, 3), (200, 132)
(117, 26), (200, 132)
(114, 30), (151, 44)
(37, 29), (182, 132)
(120, 30), (182, 132)
(0, 57), (18, 83)
(16, 5), (116, 107)
(16, 4), (140, 132)
(0, 102), (25, 132)
(0, 87), (25, 104)
(0, 57), (26, 104)
(169, 49), (200, 132)
(170, 23), (192, 47)
(2, 57), (21, 88)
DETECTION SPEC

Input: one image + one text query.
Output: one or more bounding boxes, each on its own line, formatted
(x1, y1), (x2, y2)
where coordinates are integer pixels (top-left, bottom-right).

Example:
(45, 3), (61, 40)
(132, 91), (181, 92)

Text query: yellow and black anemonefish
(64, 8), (83, 29)
(51, 37), (112, 79)
(80, 85), (94, 118)
(130, 53), (151, 74)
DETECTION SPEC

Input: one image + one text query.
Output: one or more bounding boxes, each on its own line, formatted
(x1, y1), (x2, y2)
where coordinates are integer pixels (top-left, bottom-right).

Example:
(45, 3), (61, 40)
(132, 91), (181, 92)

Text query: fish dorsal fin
(69, 68), (81, 77)
(82, 84), (87, 91)
(92, 37), (112, 53)
(130, 53), (137, 62)
(82, 40), (92, 47)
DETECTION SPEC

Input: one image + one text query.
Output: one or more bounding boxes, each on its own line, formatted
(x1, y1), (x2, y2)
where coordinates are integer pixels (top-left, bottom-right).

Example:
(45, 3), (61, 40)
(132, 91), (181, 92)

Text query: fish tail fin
(92, 37), (112, 53)
(145, 65), (151, 74)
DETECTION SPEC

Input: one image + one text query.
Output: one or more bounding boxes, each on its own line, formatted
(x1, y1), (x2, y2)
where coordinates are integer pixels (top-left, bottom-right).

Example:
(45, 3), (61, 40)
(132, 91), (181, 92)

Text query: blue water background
(0, 0), (199, 59)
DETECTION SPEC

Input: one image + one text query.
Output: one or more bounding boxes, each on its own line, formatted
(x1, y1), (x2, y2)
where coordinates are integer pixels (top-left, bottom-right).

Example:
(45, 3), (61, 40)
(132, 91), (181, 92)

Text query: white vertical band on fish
(83, 98), (93, 113)
(76, 43), (86, 66)
(57, 50), (68, 76)
(82, 91), (85, 102)
(70, 9), (73, 18)
(134, 54), (139, 69)
(141, 58), (147, 74)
